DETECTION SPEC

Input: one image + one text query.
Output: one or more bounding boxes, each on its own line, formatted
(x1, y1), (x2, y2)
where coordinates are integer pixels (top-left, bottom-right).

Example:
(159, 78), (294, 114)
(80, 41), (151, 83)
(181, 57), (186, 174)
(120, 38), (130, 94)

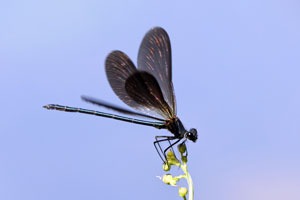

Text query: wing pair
(103, 27), (176, 120)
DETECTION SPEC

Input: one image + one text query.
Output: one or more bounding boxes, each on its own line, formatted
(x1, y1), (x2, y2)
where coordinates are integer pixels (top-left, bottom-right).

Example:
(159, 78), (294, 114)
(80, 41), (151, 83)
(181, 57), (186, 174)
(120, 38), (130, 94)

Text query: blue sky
(1, 0), (300, 199)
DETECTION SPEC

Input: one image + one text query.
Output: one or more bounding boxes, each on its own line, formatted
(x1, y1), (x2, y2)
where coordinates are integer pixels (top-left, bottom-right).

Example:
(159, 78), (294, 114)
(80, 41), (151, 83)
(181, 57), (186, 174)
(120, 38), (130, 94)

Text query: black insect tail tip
(81, 95), (89, 102)
(43, 104), (50, 109)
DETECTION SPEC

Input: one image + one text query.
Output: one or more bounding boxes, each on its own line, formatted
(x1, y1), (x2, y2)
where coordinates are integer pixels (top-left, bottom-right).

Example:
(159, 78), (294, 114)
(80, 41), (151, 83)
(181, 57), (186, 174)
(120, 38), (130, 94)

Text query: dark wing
(105, 50), (172, 119)
(125, 72), (173, 119)
(137, 27), (176, 116)
(81, 95), (164, 121)
(105, 50), (138, 109)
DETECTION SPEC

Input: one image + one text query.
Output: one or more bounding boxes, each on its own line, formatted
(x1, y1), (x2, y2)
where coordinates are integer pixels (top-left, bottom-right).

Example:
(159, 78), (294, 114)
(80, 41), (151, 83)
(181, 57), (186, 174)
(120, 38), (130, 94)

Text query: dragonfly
(44, 27), (198, 163)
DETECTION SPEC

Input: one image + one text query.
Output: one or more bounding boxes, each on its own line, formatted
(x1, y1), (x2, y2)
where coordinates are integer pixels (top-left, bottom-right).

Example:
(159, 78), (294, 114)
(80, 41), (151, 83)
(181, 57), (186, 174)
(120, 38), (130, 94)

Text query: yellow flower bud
(178, 187), (188, 197)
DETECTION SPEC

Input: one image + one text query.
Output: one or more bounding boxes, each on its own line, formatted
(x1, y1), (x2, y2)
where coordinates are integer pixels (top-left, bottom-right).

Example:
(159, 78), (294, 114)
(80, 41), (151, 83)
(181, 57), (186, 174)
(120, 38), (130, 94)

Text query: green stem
(180, 161), (194, 200)
(186, 170), (194, 200)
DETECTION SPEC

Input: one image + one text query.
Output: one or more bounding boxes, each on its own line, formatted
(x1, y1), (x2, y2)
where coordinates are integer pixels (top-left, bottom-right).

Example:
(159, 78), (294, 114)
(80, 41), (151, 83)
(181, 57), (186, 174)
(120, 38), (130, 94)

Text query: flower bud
(178, 143), (187, 154)
(178, 187), (188, 197)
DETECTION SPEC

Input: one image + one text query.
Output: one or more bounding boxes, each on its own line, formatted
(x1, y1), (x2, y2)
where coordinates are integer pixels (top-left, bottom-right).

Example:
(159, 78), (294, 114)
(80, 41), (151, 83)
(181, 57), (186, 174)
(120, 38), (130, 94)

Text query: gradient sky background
(1, 0), (300, 200)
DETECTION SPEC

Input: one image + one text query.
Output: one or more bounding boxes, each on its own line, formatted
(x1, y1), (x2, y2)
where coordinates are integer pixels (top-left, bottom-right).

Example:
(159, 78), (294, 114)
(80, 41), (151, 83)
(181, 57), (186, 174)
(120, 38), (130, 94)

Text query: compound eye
(190, 128), (197, 134)
(188, 128), (198, 142)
